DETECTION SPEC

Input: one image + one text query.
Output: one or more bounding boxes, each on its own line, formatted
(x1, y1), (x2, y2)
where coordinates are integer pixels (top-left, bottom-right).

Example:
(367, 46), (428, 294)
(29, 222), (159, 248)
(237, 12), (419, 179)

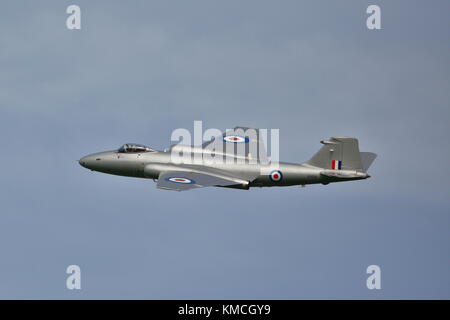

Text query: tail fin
(306, 137), (376, 172)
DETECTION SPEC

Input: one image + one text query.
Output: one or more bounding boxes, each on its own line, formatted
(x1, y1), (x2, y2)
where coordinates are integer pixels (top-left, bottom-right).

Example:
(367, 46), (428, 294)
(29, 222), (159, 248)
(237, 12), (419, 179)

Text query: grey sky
(0, 0), (449, 298)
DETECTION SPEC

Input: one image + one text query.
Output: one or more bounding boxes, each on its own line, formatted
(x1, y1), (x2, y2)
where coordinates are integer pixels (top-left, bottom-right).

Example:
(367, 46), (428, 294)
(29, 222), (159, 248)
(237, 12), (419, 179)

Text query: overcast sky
(0, 0), (449, 299)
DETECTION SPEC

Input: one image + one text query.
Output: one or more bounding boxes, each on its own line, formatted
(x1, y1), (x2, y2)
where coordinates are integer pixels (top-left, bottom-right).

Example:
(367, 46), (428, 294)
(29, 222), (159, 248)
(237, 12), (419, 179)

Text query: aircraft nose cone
(78, 156), (90, 168)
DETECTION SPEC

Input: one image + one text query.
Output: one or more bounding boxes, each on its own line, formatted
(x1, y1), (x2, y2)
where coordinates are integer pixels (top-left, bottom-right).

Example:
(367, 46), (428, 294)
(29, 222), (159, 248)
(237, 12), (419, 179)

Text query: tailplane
(360, 152), (377, 172)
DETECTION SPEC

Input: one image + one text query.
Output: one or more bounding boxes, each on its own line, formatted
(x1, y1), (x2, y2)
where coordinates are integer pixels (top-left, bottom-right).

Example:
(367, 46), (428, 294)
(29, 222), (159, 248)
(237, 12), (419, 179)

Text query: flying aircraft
(79, 127), (376, 191)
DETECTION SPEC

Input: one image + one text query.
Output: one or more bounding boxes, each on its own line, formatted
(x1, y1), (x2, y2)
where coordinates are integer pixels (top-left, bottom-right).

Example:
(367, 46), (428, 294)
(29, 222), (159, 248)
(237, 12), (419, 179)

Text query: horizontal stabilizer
(320, 171), (369, 179)
(360, 152), (377, 172)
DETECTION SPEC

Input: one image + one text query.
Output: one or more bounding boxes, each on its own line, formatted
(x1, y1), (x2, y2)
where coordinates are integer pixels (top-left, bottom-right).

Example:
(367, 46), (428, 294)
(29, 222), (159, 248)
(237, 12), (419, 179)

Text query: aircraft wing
(156, 168), (249, 191)
(201, 126), (269, 164)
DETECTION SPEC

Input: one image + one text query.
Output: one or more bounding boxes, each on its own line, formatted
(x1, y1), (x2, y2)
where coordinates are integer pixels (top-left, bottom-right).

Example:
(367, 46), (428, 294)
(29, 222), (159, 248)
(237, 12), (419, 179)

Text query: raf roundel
(166, 177), (196, 184)
(269, 170), (283, 182)
(223, 135), (249, 143)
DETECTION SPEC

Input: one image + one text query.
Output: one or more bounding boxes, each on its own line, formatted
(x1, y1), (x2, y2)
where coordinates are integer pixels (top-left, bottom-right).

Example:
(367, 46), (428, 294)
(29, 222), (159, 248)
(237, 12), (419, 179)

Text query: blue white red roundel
(166, 177), (195, 184)
(223, 135), (249, 143)
(269, 170), (283, 182)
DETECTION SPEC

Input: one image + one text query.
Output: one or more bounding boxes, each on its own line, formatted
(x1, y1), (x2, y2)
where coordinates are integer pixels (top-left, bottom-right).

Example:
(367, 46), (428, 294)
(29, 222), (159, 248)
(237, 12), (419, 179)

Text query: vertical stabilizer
(306, 137), (366, 171)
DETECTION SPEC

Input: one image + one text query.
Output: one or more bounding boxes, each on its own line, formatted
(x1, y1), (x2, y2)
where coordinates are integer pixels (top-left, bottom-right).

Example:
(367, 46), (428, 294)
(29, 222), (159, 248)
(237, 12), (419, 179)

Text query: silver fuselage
(79, 149), (369, 188)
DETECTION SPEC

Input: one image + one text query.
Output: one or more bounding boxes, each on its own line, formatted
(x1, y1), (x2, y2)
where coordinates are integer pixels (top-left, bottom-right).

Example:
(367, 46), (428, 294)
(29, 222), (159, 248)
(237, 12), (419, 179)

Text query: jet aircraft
(79, 127), (376, 191)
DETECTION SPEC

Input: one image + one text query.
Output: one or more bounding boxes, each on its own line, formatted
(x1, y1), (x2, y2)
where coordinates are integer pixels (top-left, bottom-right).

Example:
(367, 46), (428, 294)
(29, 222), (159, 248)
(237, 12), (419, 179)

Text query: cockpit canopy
(118, 143), (155, 153)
